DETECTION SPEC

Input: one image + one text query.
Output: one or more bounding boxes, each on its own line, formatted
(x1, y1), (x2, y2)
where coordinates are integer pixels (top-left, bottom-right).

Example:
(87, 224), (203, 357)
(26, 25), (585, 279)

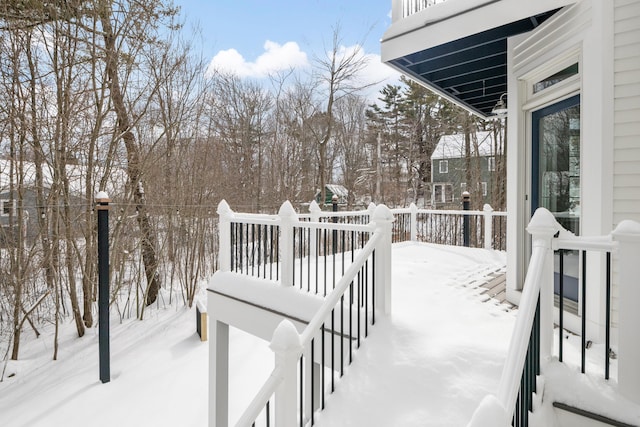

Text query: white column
(271, 320), (303, 427)
(612, 220), (640, 404)
(372, 204), (394, 315)
(217, 200), (233, 272)
(410, 203), (418, 242)
(209, 317), (229, 427)
(483, 204), (494, 249)
(278, 201), (298, 287)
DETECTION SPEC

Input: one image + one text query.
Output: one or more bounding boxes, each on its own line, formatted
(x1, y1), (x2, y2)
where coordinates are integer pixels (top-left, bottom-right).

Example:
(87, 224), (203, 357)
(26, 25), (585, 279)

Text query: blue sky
(174, 0), (399, 95)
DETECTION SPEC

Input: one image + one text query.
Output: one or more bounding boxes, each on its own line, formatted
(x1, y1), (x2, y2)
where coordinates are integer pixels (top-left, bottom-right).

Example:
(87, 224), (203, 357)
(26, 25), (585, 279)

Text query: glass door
(532, 95), (580, 304)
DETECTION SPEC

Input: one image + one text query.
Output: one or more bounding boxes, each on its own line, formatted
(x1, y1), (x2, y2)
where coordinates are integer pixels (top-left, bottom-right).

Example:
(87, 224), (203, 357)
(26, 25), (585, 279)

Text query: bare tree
(312, 26), (376, 206)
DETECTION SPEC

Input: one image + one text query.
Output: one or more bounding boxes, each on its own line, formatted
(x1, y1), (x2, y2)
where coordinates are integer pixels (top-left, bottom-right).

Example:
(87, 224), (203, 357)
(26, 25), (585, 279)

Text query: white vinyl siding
(612, 0), (640, 328)
(613, 0), (640, 227)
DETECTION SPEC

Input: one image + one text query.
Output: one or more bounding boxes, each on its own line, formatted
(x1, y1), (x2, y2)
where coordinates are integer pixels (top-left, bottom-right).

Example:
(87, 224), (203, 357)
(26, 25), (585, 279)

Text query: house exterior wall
(613, 0), (640, 226)
(431, 156), (495, 206)
(505, 0), (636, 340)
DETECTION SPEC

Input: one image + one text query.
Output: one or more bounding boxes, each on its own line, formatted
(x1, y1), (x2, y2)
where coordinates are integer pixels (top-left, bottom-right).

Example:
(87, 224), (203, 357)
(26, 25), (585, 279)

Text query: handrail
(299, 230), (382, 345)
(496, 243), (546, 413)
(235, 365), (284, 426)
(233, 219), (387, 426)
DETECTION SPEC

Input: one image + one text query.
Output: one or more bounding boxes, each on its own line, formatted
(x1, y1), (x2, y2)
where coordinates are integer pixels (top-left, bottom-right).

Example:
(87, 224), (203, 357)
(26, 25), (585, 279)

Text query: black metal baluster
(251, 224), (256, 276)
(605, 251), (611, 380)
(340, 294), (344, 377)
(266, 400), (270, 427)
(324, 229), (328, 296)
(365, 259), (369, 337)
(321, 322), (325, 410)
(331, 309), (335, 393)
(581, 250), (586, 374)
(275, 226), (279, 280)
(315, 229), (319, 294)
(372, 252), (376, 325)
(308, 228), (311, 293)
(299, 227), (304, 289)
(311, 338), (315, 426)
(231, 223), (236, 272)
(299, 355), (303, 427)
(559, 250), (564, 362)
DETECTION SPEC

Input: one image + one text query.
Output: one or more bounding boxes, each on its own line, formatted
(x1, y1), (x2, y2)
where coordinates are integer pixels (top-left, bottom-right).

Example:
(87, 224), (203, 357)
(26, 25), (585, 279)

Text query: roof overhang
(381, 0), (576, 118)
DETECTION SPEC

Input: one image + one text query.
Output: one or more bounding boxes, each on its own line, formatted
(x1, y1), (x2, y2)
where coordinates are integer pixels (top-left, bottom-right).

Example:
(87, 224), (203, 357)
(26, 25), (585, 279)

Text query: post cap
(95, 191), (110, 203)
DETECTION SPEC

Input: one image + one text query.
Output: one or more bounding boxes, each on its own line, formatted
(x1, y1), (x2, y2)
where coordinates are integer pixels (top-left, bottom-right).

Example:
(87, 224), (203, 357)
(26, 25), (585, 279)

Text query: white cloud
(360, 51), (402, 103)
(322, 43), (402, 104)
(207, 40), (309, 78)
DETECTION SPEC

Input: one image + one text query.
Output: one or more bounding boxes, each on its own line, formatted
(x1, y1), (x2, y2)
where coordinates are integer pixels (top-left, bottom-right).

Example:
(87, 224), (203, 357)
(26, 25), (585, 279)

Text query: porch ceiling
(381, 4), (564, 118)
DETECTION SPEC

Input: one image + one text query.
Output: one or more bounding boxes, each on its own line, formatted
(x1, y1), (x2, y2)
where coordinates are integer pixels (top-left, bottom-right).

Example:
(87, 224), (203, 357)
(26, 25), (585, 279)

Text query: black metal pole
(97, 192), (111, 383)
(462, 191), (470, 247)
(332, 194), (338, 254)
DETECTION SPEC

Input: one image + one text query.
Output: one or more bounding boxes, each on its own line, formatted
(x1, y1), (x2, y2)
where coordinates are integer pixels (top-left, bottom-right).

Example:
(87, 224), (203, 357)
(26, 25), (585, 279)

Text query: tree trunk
(99, 4), (161, 306)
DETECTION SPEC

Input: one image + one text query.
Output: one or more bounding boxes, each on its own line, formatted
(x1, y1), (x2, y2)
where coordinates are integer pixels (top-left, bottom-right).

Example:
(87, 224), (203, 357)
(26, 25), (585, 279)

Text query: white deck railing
(236, 219), (390, 426)
(468, 208), (640, 426)
(211, 201), (394, 426)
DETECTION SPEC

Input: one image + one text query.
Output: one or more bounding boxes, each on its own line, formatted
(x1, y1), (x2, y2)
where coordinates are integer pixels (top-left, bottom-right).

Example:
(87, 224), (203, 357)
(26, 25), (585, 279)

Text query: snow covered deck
(0, 242), (510, 427)
(312, 242), (512, 426)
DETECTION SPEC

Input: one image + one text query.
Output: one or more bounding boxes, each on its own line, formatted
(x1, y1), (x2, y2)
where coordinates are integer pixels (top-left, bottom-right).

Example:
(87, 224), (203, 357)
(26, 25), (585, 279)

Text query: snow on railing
(219, 200), (507, 290)
(468, 209), (640, 426)
(234, 205), (394, 427)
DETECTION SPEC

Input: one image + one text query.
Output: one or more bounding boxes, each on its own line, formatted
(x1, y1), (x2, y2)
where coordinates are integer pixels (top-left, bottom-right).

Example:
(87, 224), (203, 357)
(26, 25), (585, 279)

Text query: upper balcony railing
(392, 0), (448, 21)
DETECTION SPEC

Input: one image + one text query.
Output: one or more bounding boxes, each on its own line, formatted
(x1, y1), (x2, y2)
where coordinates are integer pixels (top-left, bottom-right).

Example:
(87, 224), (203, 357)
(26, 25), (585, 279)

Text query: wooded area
(0, 0), (505, 364)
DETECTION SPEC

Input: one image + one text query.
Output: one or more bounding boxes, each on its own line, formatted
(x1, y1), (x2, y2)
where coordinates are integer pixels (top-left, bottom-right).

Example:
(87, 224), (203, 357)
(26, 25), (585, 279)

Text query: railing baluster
(266, 400), (270, 427)
(321, 322), (325, 410)
(581, 250), (586, 374)
(311, 338), (315, 426)
(331, 309), (335, 393)
(559, 249), (564, 362)
(341, 294), (344, 378)
(308, 228), (311, 293)
(299, 356), (303, 427)
(605, 251), (611, 380)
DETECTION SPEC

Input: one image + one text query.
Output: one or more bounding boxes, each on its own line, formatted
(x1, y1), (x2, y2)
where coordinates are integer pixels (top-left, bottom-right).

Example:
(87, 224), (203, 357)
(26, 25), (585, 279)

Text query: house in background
(382, 0), (640, 423)
(314, 183), (349, 206)
(431, 130), (498, 207)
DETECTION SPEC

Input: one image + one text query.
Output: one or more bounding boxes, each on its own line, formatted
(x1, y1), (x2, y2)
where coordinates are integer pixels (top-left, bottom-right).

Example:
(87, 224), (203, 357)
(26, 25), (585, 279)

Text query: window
(439, 160), (448, 174)
(481, 182), (488, 196)
(488, 157), (496, 172)
(1, 200), (14, 217)
(460, 182), (467, 191)
(533, 63), (579, 94)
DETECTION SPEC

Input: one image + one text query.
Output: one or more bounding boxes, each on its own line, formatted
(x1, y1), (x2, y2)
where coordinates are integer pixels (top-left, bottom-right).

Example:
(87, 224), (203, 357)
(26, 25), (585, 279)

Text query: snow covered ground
(6, 241), (627, 427)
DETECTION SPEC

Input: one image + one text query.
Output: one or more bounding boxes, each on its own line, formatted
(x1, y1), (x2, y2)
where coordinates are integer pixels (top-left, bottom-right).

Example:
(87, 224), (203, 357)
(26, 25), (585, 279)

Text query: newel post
(410, 202), (418, 242)
(372, 204), (394, 315)
(462, 191), (471, 247)
(96, 191), (110, 384)
(217, 200), (233, 272)
(483, 204), (494, 249)
(526, 208), (560, 362)
(612, 220), (640, 404)
(271, 320), (303, 427)
(279, 201), (298, 287)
